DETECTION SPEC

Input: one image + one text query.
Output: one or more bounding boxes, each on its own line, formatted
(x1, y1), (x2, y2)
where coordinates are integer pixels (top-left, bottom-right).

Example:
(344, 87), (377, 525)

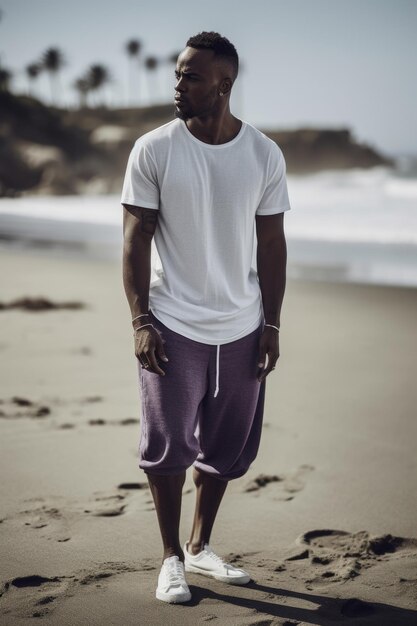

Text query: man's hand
(135, 327), (169, 376)
(257, 327), (280, 382)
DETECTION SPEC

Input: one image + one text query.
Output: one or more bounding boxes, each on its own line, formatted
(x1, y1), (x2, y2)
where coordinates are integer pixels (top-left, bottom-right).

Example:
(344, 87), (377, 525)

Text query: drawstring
(214, 344), (220, 397)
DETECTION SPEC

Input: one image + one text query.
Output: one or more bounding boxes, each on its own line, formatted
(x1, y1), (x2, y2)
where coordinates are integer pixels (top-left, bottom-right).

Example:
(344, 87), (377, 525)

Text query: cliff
(265, 128), (392, 173)
(0, 93), (393, 197)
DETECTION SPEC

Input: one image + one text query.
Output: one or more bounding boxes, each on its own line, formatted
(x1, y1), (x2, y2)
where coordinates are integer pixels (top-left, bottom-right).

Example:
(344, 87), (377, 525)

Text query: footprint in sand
(244, 464), (315, 500)
(0, 397), (51, 419)
(0, 574), (69, 619)
(7, 484), (150, 540)
(292, 528), (417, 590)
(80, 395), (103, 404)
(9, 498), (73, 543)
(83, 493), (127, 517)
(244, 473), (283, 492)
(87, 417), (140, 427)
(0, 562), (139, 621)
(118, 417), (140, 425)
(83, 482), (150, 516)
(1, 396), (138, 428)
(117, 482), (148, 491)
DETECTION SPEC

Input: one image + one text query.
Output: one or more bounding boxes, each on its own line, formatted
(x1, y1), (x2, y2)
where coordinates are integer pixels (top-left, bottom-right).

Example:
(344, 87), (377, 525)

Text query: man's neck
(185, 113), (242, 145)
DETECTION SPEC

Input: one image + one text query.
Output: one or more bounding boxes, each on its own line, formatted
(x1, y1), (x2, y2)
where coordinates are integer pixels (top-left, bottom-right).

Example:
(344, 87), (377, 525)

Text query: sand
(1, 246), (416, 626)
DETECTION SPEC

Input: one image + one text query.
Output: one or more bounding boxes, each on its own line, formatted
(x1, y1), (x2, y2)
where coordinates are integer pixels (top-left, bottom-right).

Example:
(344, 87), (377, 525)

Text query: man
(121, 31), (291, 604)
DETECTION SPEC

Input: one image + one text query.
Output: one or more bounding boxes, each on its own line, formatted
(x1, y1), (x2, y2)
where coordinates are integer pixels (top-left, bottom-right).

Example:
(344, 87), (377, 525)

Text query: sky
(1, 0), (416, 155)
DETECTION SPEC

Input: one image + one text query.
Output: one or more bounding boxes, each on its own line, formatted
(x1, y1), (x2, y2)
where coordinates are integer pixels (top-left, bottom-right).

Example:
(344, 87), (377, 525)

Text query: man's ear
(220, 78), (232, 96)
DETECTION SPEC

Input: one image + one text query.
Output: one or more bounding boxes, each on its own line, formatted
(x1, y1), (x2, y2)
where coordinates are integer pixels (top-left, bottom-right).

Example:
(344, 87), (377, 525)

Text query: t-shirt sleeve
(120, 139), (160, 209)
(256, 143), (291, 216)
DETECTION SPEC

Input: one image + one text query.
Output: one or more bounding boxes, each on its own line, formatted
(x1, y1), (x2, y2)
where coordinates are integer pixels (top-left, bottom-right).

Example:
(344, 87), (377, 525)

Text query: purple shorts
(137, 310), (266, 481)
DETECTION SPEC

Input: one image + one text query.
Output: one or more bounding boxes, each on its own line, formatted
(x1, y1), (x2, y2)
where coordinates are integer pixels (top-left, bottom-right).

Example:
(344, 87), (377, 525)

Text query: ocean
(1, 164), (416, 288)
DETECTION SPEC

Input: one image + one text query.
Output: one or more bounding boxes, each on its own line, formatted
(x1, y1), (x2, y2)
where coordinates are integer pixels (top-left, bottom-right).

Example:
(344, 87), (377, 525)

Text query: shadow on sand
(184, 580), (416, 625)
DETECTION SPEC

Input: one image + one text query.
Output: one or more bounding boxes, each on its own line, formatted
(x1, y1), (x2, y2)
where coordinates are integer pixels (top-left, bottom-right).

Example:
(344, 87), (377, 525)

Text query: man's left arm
(255, 211), (287, 382)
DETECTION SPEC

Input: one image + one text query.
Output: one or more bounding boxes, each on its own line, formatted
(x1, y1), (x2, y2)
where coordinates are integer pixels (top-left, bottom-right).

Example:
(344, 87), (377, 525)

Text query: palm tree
(41, 47), (65, 105)
(73, 77), (90, 108)
(232, 58), (245, 118)
(86, 64), (111, 107)
(0, 67), (12, 92)
(168, 51), (181, 65)
(25, 63), (42, 97)
(126, 39), (141, 57)
(165, 51), (181, 101)
(125, 38), (142, 105)
(144, 55), (159, 104)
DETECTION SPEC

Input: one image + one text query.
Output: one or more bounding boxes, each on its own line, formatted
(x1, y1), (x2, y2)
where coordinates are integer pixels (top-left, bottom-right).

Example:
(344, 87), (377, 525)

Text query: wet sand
(1, 247), (416, 625)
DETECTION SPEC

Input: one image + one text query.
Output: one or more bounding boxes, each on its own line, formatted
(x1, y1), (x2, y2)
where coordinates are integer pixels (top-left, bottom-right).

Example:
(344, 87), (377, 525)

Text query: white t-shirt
(121, 118), (291, 345)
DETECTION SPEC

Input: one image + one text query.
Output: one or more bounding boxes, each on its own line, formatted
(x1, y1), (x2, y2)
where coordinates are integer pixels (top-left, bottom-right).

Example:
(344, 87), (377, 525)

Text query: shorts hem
(140, 465), (190, 476)
(193, 462), (251, 482)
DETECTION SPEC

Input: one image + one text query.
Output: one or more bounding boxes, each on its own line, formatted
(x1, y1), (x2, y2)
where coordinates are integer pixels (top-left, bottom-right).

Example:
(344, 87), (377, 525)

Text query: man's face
(174, 47), (225, 121)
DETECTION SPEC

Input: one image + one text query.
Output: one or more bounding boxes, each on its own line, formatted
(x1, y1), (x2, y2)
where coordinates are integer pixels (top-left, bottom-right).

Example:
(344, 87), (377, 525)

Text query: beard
(174, 107), (190, 121)
(174, 91), (218, 122)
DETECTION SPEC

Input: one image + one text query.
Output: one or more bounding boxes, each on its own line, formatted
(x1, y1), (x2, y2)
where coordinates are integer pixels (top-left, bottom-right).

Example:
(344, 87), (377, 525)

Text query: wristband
(264, 323), (280, 332)
(132, 313), (150, 324)
(133, 323), (155, 335)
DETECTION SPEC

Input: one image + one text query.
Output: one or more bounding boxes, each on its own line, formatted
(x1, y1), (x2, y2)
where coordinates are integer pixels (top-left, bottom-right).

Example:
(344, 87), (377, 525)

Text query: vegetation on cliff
(0, 93), (393, 197)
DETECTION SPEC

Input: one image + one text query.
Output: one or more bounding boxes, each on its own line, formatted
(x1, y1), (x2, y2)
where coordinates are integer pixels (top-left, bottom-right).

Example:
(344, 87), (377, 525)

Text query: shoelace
(165, 559), (186, 585)
(204, 545), (229, 568)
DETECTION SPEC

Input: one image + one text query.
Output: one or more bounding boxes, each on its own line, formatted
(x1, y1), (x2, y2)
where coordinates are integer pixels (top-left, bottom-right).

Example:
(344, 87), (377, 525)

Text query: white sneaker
(184, 541), (251, 585)
(156, 555), (192, 603)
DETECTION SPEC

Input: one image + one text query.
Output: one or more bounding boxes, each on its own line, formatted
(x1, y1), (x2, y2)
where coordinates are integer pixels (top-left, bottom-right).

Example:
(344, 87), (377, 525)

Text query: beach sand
(1, 247), (416, 625)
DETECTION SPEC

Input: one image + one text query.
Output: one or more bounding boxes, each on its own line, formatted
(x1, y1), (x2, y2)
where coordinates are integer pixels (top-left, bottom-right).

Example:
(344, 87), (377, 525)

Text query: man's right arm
(122, 203), (168, 375)
(122, 203), (158, 319)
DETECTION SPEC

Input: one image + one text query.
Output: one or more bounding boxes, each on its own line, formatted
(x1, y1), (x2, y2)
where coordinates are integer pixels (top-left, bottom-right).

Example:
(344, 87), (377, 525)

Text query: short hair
(186, 31), (239, 81)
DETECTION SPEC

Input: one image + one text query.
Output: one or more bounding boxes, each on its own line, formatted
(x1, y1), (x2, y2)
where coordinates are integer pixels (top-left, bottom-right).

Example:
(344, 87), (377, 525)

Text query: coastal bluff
(0, 93), (393, 197)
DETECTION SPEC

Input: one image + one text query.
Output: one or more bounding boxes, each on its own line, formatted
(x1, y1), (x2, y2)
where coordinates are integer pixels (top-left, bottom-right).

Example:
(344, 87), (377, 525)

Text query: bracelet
(132, 313), (150, 323)
(264, 323), (280, 332)
(133, 323), (154, 334)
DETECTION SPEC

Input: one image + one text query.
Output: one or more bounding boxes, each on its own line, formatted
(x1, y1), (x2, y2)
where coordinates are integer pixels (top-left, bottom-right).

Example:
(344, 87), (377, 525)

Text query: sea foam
(1, 166), (416, 287)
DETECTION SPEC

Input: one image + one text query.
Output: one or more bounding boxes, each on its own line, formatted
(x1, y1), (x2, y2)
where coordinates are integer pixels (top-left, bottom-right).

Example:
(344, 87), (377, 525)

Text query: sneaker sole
(156, 589), (192, 603)
(184, 563), (250, 585)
